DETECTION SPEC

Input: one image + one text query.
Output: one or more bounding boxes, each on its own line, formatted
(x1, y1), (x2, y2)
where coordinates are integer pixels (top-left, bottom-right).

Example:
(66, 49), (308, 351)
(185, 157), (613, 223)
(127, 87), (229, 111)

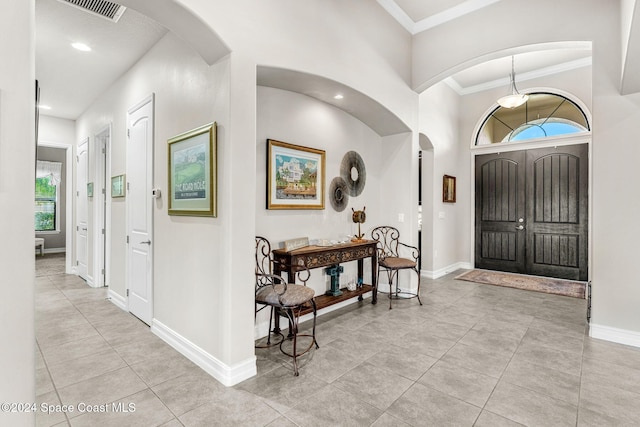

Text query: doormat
(455, 269), (586, 299)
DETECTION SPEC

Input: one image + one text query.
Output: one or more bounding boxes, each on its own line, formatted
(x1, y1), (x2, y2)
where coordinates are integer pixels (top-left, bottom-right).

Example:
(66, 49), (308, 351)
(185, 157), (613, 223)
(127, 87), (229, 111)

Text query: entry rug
(455, 269), (586, 299)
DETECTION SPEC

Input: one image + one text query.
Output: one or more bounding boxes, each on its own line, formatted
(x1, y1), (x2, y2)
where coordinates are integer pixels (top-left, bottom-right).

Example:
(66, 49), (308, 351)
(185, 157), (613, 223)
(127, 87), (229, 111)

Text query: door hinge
(77, 191), (80, 197)
(101, 268), (105, 275)
(102, 188), (106, 195)
(127, 182), (130, 191)
(126, 289), (129, 297)
(127, 129), (130, 138)
(77, 226), (79, 231)
(126, 235), (129, 244)
(101, 147), (106, 154)
(101, 228), (105, 235)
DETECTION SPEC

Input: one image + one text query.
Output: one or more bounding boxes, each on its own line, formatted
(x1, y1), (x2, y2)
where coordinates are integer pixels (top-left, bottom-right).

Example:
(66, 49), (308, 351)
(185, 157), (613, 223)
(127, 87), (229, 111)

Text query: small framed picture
(87, 182), (94, 198)
(111, 174), (125, 198)
(443, 175), (456, 203)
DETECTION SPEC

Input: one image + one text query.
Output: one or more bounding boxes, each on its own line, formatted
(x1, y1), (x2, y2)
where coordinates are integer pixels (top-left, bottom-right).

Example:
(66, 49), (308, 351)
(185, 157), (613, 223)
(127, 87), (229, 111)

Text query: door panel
(526, 145), (588, 280)
(126, 96), (154, 325)
(475, 151), (526, 273)
(76, 140), (89, 280)
(475, 144), (588, 281)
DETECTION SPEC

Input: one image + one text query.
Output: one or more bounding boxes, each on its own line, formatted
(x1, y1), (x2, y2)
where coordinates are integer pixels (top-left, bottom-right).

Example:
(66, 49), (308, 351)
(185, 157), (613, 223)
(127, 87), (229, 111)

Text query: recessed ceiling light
(71, 42), (91, 52)
(334, 94), (344, 100)
(39, 105), (51, 110)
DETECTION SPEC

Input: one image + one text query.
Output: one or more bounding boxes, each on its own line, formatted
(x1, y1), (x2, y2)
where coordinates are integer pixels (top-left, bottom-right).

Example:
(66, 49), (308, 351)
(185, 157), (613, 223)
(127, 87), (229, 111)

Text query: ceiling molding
(377, 0), (502, 34)
(444, 57), (592, 95)
(376, 0), (414, 33)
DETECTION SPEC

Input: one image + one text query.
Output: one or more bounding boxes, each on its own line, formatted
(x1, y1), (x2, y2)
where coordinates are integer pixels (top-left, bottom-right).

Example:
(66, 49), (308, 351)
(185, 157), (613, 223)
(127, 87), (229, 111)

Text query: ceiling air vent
(57, 0), (126, 23)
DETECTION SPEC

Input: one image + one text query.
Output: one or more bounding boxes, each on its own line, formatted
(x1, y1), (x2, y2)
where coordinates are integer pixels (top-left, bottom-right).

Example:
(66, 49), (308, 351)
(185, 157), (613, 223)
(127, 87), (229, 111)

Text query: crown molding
(377, 0), (502, 34)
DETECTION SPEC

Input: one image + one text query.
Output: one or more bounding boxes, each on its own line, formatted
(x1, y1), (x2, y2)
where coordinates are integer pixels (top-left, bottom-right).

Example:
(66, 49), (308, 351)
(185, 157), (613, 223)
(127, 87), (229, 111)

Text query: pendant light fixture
(497, 56), (528, 108)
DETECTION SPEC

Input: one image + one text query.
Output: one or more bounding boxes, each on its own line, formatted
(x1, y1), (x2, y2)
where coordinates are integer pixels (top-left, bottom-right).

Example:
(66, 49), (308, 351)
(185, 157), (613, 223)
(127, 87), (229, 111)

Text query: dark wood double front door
(475, 144), (588, 281)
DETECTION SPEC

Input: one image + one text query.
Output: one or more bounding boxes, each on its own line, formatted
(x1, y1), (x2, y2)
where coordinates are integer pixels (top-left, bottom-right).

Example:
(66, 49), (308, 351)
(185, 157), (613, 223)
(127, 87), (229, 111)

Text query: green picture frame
(168, 122), (217, 217)
(111, 174), (125, 198)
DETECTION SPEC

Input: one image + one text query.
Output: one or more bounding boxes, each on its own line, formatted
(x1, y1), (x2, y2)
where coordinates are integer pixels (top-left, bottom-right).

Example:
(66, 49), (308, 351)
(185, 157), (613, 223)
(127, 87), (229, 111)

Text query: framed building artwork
(168, 122), (217, 217)
(267, 139), (325, 210)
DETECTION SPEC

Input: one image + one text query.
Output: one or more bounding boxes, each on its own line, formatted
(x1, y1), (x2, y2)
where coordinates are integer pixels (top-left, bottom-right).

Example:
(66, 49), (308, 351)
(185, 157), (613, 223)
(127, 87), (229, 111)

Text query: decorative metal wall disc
(329, 177), (349, 212)
(340, 151), (366, 196)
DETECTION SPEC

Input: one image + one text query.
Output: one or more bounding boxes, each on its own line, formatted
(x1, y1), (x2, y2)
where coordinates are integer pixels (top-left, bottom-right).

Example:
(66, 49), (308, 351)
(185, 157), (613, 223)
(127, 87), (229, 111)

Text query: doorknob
(515, 225), (524, 230)
(141, 240), (151, 245)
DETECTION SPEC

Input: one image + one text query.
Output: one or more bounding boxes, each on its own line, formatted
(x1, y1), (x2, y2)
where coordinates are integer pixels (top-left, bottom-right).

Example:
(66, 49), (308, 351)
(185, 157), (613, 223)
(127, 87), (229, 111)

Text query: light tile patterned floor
(35, 253), (640, 426)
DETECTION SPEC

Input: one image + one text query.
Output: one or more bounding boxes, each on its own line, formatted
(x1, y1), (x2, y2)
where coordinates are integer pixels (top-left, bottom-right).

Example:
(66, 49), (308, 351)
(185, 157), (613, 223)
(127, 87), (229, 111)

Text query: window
(35, 160), (62, 232)
(476, 92), (590, 146)
(35, 176), (57, 231)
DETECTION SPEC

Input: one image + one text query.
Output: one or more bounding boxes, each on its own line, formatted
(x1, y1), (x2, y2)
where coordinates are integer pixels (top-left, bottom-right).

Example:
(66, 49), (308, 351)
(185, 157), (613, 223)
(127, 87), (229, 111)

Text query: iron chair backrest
(256, 236), (275, 289)
(255, 236), (310, 292)
(371, 226), (401, 259)
(371, 225), (420, 262)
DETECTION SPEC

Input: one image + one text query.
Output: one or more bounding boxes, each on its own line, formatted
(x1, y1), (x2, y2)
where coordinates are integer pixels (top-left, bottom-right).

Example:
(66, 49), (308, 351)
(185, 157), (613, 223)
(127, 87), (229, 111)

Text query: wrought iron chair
(255, 236), (318, 375)
(371, 226), (422, 309)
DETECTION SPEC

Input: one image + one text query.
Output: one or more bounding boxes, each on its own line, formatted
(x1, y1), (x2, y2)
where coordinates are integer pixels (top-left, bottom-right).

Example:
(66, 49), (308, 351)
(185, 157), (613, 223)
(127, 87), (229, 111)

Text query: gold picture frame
(111, 174), (125, 198)
(443, 174), (456, 203)
(168, 122), (217, 217)
(267, 139), (325, 210)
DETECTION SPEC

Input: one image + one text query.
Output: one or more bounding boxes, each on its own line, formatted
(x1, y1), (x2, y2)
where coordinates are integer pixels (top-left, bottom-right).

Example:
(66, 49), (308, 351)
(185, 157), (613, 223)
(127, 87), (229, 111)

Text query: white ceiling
(36, 0), (166, 119)
(36, 0), (624, 128)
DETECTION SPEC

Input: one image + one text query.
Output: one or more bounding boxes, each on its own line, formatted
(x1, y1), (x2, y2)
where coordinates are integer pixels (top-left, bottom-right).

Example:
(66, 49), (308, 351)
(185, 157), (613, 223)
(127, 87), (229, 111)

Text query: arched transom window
(476, 92), (590, 146)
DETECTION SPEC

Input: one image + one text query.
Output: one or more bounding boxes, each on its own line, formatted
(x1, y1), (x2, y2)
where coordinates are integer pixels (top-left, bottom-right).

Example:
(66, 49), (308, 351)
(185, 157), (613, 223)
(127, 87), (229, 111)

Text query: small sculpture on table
(351, 207), (366, 242)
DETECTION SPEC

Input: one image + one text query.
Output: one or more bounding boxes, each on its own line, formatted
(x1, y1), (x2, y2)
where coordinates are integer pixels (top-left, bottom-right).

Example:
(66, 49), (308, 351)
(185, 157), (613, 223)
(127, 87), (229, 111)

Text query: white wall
(0, 0), (35, 425)
(413, 0), (640, 345)
(419, 81), (466, 277)
(75, 32), (243, 380)
(38, 116), (75, 255)
(255, 86), (384, 325)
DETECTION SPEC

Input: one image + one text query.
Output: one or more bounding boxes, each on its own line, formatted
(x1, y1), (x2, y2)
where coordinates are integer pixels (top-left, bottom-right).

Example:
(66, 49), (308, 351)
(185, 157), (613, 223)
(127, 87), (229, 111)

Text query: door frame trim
(37, 140), (74, 274)
(125, 93), (155, 321)
(469, 133), (592, 282)
(93, 124), (112, 288)
(76, 137), (90, 281)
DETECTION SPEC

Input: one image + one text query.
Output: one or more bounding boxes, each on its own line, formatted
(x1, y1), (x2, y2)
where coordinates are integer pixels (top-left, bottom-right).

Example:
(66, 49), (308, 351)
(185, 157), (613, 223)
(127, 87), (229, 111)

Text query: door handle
(141, 240), (151, 245)
(515, 225), (524, 230)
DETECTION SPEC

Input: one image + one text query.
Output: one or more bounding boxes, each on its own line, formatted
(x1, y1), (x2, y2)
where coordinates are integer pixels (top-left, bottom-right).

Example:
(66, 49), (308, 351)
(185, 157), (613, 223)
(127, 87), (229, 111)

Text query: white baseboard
(107, 289), (127, 311)
(422, 262), (473, 279)
(39, 247), (66, 254)
(589, 323), (640, 349)
(153, 319), (256, 387)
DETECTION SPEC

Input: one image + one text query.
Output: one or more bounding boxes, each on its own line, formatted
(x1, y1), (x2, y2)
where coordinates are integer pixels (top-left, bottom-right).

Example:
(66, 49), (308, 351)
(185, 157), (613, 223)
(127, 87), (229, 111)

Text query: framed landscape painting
(168, 122), (217, 217)
(267, 139), (325, 210)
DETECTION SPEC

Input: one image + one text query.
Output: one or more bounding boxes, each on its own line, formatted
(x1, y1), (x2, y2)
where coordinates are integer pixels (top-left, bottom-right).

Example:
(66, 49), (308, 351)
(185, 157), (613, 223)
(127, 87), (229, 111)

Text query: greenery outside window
(35, 160), (62, 232)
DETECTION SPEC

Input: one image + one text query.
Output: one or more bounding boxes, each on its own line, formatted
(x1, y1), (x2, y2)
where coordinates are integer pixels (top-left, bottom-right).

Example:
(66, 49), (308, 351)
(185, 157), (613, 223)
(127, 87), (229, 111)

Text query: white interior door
(76, 139), (89, 280)
(93, 128), (109, 288)
(126, 95), (154, 325)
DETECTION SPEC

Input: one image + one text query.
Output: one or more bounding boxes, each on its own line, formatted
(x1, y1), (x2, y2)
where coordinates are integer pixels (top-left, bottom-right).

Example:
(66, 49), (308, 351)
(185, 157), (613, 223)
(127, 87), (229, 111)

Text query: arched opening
(475, 92), (590, 146)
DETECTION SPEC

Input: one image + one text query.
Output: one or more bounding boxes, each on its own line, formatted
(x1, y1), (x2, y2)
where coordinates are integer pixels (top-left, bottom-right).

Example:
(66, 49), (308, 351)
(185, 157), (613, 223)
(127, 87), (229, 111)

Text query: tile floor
(35, 253), (640, 426)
